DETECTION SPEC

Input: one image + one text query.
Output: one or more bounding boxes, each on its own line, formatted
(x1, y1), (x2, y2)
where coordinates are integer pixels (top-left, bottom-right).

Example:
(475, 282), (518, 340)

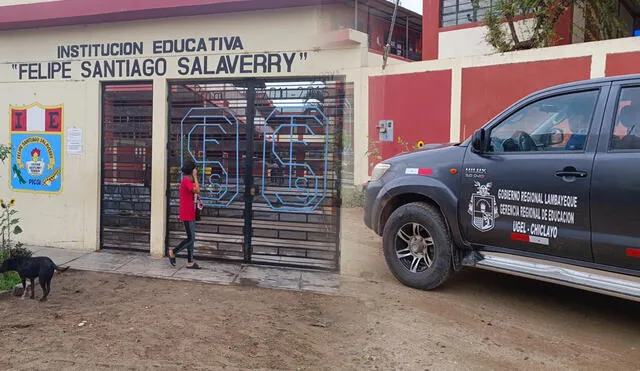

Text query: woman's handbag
(195, 194), (203, 221)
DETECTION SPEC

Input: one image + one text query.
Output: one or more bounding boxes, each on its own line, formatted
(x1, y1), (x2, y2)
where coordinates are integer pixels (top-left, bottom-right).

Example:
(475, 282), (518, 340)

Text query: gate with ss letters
(166, 78), (345, 271)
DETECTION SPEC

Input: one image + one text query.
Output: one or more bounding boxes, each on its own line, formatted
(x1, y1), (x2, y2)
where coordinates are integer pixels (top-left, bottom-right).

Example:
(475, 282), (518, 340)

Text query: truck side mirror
(471, 129), (486, 153)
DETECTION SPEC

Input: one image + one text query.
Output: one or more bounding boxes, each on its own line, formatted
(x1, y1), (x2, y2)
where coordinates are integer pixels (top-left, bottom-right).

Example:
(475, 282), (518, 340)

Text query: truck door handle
(555, 166), (587, 178)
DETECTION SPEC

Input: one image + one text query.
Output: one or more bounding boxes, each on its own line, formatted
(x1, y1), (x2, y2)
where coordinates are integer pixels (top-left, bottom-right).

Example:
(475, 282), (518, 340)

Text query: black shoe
(186, 263), (201, 269)
(168, 250), (176, 267)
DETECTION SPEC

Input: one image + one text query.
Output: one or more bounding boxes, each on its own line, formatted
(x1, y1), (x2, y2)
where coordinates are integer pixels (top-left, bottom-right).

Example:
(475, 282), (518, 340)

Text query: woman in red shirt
(168, 161), (201, 269)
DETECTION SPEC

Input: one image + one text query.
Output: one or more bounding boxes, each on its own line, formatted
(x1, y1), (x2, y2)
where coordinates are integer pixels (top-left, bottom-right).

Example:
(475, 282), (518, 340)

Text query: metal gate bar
(100, 82), (153, 252)
(166, 78), (347, 271)
(167, 82), (249, 261)
(249, 81), (343, 270)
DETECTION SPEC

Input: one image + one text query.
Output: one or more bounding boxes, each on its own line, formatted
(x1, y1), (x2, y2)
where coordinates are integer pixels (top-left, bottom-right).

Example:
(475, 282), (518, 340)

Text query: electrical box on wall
(378, 120), (393, 142)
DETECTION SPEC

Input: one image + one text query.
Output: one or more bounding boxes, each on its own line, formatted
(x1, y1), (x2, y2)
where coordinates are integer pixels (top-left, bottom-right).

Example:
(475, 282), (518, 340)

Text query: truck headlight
(370, 163), (391, 182)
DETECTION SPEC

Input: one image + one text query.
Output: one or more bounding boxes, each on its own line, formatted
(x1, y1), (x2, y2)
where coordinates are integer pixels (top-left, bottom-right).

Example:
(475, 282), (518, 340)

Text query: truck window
(487, 90), (600, 153)
(609, 86), (640, 151)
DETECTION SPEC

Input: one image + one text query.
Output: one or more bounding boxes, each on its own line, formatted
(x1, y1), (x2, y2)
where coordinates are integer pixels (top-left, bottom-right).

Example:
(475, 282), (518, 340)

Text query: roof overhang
(0, 0), (343, 31)
(345, 0), (422, 33)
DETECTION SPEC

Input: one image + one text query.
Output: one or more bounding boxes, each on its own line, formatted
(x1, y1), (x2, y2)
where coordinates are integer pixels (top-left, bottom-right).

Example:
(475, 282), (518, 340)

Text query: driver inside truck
(612, 102), (640, 150)
(563, 104), (591, 151)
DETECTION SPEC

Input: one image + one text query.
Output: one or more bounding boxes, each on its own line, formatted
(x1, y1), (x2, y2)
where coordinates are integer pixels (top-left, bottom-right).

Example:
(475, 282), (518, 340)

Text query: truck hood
(388, 142), (458, 160)
(381, 141), (465, 168)
(418, 142), (459, 151)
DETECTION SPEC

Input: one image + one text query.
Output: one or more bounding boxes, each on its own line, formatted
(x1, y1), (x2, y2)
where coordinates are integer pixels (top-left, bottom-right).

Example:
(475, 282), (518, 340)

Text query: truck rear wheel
(382, 202), (453, 290)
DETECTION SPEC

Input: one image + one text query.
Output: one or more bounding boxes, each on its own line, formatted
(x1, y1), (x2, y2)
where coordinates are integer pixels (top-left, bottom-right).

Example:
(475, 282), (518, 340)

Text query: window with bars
(440, 0), (495, 27)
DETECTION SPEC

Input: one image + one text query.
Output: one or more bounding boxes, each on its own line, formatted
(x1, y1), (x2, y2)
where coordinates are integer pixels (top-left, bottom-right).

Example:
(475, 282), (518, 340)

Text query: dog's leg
(20, 278), (27, 300)
(29, 278), (35, 299)
(39, 279), (48, 302)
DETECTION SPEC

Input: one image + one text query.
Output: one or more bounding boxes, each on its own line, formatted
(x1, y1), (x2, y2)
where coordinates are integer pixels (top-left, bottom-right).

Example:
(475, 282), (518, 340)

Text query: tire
(382, 202), (454, 290)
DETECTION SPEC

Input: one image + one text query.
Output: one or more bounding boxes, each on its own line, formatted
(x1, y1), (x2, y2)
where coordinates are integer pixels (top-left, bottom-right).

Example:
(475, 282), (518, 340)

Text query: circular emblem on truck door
(467, 181), (500, 232)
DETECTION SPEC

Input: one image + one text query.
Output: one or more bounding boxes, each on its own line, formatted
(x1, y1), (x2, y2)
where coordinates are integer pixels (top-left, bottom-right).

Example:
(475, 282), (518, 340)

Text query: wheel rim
(394, 222), (435, 273)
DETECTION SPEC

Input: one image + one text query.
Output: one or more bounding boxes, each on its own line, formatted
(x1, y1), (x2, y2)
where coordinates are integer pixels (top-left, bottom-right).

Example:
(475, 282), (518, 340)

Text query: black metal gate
(166, 78), (345, 271)
(100, 83), (153, 251)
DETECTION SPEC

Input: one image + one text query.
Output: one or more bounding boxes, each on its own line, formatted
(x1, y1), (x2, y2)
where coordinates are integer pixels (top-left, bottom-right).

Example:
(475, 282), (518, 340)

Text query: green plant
(365, 137), (383, 169)
(576, 0), (634, 41)
(484, 0), (639, 53)
(0, 144), (10, 163)
(396, 136), (415, 153)
(0, 242), (31, 292)
(0, 143), (28, 259)
(367, 136), (421, 170)
(0, 271), (20, 291)
(0, 198), (23, 256)
(6, 245), (31, 260)
(340, 185), (365, 208)
(485, 0), (572, 52)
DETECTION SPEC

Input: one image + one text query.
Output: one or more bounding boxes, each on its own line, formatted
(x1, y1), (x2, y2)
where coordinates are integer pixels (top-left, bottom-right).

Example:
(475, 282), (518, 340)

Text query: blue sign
(9, 103), (63, 194)
(10, 133), (63, 193)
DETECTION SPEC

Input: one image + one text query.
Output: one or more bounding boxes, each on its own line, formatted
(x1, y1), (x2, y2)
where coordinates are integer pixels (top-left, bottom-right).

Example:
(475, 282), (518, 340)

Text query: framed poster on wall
(9, 102), (63, 194)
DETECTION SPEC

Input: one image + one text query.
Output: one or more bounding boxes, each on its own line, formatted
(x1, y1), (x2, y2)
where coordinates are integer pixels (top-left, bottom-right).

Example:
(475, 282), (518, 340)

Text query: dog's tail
(55, 265), (69, 273)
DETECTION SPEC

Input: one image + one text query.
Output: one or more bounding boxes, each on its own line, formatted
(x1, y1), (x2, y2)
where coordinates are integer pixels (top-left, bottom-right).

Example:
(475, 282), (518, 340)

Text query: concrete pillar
(590, 52), (607, 79)
(353, 69), (369, 186)
(83, 79), (101, 251)
(149, 78), (168, 258)
(450, 63), (462, 142)
(353, 36), (372, 186)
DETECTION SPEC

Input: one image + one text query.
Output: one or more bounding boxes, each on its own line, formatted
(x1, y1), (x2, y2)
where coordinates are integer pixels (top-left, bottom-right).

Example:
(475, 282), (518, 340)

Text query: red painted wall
(459, 57), (592, 140)
(422, 0), (439, 60)
(368, 70), (452, 170)
(606, 52), (640, 76)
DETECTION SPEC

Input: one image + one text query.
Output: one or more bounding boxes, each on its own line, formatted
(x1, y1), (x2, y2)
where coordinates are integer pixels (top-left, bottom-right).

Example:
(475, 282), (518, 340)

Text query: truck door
(591, 81), (640, 271)
(460, 83), (610, 261)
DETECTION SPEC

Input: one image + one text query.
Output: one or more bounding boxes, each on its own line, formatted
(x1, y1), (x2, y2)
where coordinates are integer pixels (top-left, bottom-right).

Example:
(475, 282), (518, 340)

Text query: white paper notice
(67, 128), (82, 155)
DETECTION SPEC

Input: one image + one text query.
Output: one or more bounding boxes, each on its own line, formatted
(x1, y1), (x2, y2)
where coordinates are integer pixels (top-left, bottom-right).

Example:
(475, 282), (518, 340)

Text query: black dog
(0, 256), (69, 301)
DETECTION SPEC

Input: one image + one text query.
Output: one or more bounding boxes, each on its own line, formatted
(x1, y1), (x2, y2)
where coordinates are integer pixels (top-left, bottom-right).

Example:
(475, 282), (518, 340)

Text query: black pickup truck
(363, 74), (640, 301)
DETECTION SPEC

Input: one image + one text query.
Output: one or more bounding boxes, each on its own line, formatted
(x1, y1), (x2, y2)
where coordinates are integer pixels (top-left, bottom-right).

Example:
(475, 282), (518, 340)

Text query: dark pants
(173, 221), (195, 262)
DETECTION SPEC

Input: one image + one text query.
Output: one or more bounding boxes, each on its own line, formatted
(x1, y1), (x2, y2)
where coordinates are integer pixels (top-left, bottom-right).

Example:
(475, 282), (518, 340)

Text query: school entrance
(100, 82), (153, 252)
(166, 78), (348, 271)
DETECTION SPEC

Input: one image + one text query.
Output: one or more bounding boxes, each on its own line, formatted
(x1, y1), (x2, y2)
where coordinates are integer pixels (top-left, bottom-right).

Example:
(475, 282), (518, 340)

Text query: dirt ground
(1, 208), (639, 370)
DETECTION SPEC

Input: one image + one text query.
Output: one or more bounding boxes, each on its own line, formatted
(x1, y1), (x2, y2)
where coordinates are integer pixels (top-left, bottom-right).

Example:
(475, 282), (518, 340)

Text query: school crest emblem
(467, 181), (499, 232)
(9, 102), (63, 193)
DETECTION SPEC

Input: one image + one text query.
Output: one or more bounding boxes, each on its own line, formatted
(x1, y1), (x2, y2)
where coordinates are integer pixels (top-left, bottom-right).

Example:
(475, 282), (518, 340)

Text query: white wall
(438, 18), (537, 59)
(0, 7), (374, 252)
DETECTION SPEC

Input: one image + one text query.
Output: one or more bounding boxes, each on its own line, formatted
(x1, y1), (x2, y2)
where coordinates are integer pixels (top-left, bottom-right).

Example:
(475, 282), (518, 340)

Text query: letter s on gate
(260, 107), (330, 212)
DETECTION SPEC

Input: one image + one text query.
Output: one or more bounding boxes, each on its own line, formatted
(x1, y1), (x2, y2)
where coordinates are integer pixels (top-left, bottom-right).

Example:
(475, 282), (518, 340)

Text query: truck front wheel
(382, 202), (454, 290)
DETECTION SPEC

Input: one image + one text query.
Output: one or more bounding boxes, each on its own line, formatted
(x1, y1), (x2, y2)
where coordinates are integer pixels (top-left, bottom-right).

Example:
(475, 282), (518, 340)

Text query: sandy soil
(0, 208), (639, 370)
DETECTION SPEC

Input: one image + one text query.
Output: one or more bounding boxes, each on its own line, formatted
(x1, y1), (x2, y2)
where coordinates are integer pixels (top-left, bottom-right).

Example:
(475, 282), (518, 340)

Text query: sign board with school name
(7, 36), (311, 81)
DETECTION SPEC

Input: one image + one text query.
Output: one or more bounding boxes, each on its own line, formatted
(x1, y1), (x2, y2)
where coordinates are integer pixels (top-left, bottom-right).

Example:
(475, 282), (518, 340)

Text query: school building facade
(0, 0), (412, 272)
(2, 0), (640, 273)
